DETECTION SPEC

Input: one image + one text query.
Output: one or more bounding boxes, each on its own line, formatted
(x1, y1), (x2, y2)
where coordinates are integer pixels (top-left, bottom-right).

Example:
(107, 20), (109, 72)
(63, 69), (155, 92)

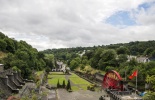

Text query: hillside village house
(127, 56), (151, 63)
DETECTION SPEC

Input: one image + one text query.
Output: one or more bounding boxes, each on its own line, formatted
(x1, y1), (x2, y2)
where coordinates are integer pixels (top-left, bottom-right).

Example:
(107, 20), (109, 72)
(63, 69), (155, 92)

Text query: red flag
(129, 70), (138, 79)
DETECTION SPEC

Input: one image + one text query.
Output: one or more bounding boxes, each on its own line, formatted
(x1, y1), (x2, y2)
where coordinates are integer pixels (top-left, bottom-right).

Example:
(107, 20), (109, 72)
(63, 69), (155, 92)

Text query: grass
(48, 72), (66, 85)
(36, 71), (44, 76)
(80, 85), (88, 90)
(47, 72), (91, 91)
(48, 78), (66, 85)
(71, 86), (79, 91)
(49, 72), (64, 75)
(70, 77), (90, 85)
(69, 73), (90, 85)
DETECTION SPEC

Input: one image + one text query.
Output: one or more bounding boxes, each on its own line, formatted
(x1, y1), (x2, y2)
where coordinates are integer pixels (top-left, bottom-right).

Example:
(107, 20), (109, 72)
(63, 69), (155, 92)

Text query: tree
(0, 39), (7, 51)
(98, 49), (117, 70)
(116, 47), (129, 55)
(62, 80), (65, 88)
(57, 79), (60, 88)
(66, 79), (71, 91)
(117, 54), (128, 64)
(15, 50), (30, 61)
(12, 66), (21, 72)
(144, 48), (154, 56)
(0, 32), (6, 39)
(4, 38), (15, 53)
(151, 50), (155, 58)
(143, 91), (155, 100)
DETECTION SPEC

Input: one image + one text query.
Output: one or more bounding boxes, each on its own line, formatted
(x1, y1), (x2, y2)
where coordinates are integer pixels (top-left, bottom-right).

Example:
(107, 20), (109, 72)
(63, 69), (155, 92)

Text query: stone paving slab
(57, 89), (107, 100)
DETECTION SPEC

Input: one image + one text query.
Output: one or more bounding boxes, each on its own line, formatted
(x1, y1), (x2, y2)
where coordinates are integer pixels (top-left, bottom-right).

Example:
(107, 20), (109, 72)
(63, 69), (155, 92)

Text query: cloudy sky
(0, 0), (155, 51)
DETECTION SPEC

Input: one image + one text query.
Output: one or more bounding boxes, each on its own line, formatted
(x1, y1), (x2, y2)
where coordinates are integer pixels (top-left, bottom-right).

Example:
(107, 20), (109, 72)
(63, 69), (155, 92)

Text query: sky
(0, 0), (155, 51)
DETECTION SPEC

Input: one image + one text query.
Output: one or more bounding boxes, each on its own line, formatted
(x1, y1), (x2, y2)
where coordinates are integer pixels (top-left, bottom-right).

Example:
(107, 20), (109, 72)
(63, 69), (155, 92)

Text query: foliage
(62, 80), (65, 88)
(0, 39), (7, 51)
(143, 91), (155, 100)
(12, 66), (21, 72)
(146, 75), (155, 90)
(66, 79), (72, 91)
(0, 32), (47, 79)
(57, 79), (60, 88)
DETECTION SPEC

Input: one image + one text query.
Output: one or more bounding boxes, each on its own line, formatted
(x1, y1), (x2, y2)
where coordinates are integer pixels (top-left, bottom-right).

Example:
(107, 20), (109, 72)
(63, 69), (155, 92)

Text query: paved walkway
(57, 89), (107, 100)
(18, 82), (36, 98)
(40, 86), (56, 100)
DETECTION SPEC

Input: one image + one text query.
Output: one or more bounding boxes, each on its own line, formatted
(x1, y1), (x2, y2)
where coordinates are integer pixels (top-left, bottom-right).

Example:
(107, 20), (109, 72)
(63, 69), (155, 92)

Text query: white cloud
(0, 0), (155, 50)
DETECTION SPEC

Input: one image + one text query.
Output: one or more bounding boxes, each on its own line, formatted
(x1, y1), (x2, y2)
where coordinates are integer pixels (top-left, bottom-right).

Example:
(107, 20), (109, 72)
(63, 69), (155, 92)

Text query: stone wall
(0, 69), (28, 99)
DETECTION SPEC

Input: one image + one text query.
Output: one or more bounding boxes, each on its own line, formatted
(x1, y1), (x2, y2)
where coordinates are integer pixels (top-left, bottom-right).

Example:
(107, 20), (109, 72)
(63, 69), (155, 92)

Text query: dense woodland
(43, 40), (155, 81)
(0, 32), (54, 79)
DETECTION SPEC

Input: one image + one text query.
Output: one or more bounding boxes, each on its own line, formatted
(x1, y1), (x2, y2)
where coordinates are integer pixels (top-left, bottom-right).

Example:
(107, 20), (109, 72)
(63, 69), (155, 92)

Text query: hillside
(43, 40), (155, 82)
(0, 32), (53, 79)
(0, 51), (7, 59)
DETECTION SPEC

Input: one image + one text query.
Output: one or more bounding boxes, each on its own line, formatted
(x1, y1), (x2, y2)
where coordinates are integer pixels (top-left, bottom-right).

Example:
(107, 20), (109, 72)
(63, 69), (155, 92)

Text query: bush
(66, 79), (72, 91)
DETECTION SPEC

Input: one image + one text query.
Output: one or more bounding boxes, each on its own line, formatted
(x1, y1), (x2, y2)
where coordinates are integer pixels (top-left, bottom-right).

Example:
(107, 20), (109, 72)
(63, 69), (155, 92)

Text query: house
(127, 55), (137, 62)
(127, 55), (151, 63)
(136, 56), (150, 63)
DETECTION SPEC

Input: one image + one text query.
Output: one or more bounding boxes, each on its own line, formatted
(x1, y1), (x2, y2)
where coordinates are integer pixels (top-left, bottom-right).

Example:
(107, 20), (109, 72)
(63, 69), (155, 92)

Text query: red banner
(129, 70), (138, 79)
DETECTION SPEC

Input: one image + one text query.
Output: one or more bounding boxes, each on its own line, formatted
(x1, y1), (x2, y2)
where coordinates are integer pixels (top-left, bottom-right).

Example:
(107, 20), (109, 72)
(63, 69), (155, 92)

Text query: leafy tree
(66, 79), (71, 91)
(144, 48), (154, 56)
(151, 50), (155, 58)
(90, 48), (103, 69)
(4, 38), (15, 53)
(117, 54), (128, 65)
(146, 75), (155, 90)
(116, 47), (129, 55)
(0, 32), (6, 39)
(143, 91), (155, 100)
(57, 79), (60, 88)
(45, 66), (51, 74)
(98, 49), (117, 70)
(15, 50), (30, 61)
(105, 66), (115, 72)
(12, 66), (21, 72)
(70, 59), (78, 70)
(62, 80), (65, 88)
(0, 39), (7, 51)
(44, 54), (55, 69)
(128, 58), (138, 67)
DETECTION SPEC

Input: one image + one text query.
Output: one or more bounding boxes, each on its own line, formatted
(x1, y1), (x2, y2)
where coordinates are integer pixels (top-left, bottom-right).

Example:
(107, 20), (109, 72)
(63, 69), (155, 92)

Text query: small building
(136, 56), (150, 63)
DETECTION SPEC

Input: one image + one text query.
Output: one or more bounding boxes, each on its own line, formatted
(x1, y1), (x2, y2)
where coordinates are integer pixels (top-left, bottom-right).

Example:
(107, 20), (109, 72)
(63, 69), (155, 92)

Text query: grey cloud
(0, 0), (155, 50)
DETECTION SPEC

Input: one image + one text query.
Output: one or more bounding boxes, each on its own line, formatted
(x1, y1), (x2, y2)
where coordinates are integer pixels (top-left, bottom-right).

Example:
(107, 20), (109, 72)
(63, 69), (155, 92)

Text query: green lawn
(47, 72), (91, 91)
(71, 86), (79, 91)
(48, 78), (66, 85)
(49, 72), (64, 75)
(80, 85), (88, 90)
(69, 73), (90, 85)
(48, 72), (66, 85)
